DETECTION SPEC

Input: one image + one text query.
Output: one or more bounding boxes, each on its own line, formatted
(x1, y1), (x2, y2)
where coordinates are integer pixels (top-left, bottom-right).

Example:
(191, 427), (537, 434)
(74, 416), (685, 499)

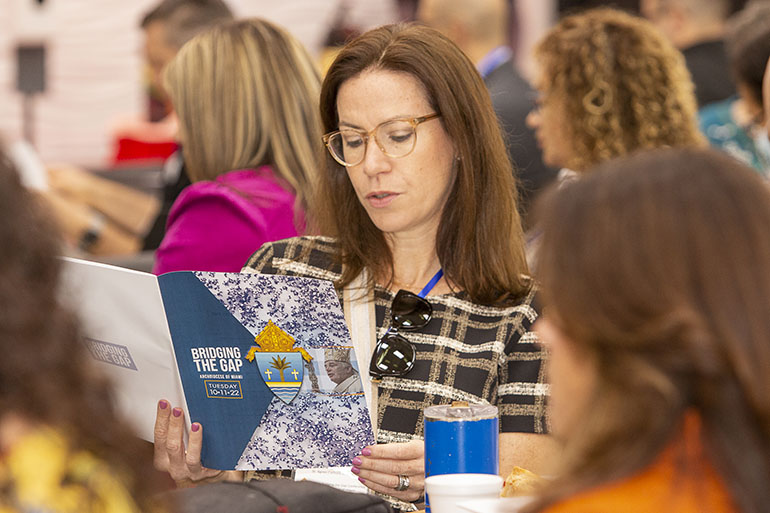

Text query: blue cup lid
(424, 402), (498, 421)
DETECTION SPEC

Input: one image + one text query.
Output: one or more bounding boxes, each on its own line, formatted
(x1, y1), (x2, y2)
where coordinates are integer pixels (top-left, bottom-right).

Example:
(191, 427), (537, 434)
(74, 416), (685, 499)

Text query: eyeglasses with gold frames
(322, 113), (441, 167)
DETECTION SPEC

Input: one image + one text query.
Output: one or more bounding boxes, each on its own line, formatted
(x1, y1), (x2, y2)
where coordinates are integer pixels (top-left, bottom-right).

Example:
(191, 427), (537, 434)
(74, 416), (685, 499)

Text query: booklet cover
(60, 258), (374, 471)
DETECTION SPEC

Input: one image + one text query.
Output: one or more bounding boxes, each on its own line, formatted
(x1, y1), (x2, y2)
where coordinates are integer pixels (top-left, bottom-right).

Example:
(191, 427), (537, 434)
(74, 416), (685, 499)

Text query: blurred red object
(109, 113), (179, 167)
(113, 137), (177, 165)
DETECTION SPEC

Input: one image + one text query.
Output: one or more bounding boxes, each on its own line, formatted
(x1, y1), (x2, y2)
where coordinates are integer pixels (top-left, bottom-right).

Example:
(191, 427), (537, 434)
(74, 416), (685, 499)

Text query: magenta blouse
(153, 167), (300, 274)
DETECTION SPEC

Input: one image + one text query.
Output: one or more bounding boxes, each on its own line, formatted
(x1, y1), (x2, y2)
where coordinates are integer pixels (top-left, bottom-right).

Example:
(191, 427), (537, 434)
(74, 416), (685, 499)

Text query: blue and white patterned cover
(159, 271), (374, 470)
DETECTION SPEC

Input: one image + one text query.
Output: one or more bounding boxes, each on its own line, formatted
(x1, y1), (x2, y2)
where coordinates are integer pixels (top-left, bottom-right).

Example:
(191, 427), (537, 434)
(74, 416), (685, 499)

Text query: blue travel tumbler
(423, 402), (499, 511)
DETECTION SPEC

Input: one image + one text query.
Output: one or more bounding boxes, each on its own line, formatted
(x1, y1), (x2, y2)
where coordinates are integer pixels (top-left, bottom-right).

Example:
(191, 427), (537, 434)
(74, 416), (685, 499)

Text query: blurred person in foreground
(417, 0), (557, 227)
(151, 18), (320, 274)
(0, 146), (165, 513)
(153, 23), (555, 510)
(526, 8), (704, 178)
(531, 147), (770, 513)
(699, 1), (770, 176)
(640, 0), (736, 107)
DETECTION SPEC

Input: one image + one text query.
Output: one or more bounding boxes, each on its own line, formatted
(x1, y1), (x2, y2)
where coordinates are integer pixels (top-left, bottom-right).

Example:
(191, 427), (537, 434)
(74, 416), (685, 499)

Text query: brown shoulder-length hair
(0, 147), (163, 509)
(316, 23), (529, 304)
(533, 148), (770, 513)
(534, 8), (704, 172)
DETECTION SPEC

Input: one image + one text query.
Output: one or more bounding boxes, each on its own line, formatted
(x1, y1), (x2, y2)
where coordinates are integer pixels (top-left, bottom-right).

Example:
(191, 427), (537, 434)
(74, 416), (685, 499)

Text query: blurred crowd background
(0, 0), (404, 166)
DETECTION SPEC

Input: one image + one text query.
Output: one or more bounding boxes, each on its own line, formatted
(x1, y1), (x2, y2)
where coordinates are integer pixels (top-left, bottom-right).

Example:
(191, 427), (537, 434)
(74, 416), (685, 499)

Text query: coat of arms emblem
(245, 320), (312, 404)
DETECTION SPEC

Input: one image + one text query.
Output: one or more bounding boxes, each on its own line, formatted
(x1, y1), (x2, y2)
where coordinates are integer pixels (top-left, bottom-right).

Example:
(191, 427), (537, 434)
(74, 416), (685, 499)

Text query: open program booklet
(60, 258), (374, 471)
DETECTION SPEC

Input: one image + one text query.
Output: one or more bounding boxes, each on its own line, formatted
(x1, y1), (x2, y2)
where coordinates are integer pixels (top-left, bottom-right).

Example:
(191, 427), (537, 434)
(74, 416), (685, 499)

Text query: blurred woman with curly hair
(526, 8), (705, 174)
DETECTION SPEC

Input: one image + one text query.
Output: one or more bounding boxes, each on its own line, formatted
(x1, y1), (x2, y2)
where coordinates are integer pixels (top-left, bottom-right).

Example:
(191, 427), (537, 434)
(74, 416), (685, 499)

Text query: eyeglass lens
(329, 119), (417, 165)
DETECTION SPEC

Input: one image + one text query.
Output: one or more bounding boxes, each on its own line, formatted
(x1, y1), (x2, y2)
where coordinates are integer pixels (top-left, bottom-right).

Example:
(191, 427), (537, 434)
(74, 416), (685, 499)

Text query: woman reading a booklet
(0, 145), (163, 513)
(531, 148), (770, 513)
(154, 23), (556, 509)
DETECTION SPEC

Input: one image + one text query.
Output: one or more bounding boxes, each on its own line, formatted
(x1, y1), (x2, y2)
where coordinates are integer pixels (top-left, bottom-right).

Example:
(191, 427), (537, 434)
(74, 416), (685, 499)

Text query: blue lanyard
(477, 46), (512, 78)
(418, 269), (444, 298)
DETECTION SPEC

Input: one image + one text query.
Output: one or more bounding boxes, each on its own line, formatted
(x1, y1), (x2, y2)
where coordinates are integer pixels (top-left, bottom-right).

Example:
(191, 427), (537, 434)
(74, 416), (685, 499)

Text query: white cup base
(425, 473), (503, 513)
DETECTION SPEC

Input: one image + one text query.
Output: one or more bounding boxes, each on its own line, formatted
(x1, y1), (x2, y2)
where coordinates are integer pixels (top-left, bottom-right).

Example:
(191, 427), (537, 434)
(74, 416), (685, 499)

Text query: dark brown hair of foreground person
(534, 147), (770, 513)
(317, 23), (529, 304)
(0, 149), (163, 509)
(534, 8), (704, 172)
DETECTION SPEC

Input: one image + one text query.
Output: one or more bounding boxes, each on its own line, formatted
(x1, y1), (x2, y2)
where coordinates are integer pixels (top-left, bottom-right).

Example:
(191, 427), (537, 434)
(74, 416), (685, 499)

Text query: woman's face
(526, 73), (576, 170)
(536, 314), (599, 440)
(335, 69), (457, 241)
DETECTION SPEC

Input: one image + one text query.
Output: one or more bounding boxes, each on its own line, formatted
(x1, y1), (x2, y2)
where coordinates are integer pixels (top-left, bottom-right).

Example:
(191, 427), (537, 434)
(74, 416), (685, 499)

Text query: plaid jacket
(244, 236), (548, 440)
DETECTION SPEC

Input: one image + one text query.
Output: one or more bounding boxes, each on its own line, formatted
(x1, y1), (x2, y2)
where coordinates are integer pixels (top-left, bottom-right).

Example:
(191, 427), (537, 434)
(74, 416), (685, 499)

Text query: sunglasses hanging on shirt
(369, 269), (443, 379)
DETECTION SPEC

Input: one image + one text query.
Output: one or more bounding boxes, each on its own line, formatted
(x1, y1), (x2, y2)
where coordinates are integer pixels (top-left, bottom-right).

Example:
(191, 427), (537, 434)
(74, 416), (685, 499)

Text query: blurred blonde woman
(153, 18), (322, 274)
(526, 8), (704, 174)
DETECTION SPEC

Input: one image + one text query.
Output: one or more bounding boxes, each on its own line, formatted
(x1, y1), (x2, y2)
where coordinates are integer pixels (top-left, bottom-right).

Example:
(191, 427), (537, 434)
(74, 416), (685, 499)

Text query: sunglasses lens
(369, 333), (416, 377)
(391, 290), (432, 329)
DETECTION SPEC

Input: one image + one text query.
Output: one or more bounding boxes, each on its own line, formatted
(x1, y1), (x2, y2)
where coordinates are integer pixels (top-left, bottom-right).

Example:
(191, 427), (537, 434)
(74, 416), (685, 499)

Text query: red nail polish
(191, 423), (200, 432)
(159, 400), (168, 410)
(351, 466), (360, 475)
(352, 457), (362, 466)
(361, 447), (372, 456)
(358, 477), (366, 484)
(173, 408), (182, 418)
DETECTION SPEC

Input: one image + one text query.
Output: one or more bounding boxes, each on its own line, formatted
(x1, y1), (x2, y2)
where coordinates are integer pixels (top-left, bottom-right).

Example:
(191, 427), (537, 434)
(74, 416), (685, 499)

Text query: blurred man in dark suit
(418, 0), (557, 227)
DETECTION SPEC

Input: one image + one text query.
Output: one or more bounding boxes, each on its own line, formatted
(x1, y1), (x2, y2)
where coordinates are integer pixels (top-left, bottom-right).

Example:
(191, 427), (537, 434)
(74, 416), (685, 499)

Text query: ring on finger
(394, 474), (410, 492)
